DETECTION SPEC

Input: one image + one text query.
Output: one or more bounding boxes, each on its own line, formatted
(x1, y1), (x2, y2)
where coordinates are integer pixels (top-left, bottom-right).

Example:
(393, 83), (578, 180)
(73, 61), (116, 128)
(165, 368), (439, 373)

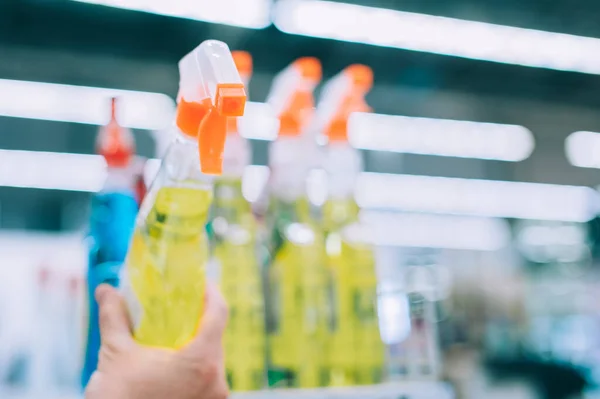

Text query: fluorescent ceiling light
(362, 211), (510, 251)
(0, 150), (106, 192)
(515, 222), (590, 263)
(238, 102), (535, 161)
(357, 172), (599, 223)
(242, 165), (598, 222)
(349, 112), (534, 161)
(565, 131), (600, 169)
(0, 79), (175, 130)
(71, 0), (271, 29)
(273, 0), (600, 75)
(0, 77), (535, 162)
(2, 152), (596, 223)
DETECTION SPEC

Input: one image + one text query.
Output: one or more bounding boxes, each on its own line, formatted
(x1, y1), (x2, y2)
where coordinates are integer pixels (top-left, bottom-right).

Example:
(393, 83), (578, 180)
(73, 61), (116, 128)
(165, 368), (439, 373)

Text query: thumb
(186, 283), (228, 352)
(96, 284), (134, 351)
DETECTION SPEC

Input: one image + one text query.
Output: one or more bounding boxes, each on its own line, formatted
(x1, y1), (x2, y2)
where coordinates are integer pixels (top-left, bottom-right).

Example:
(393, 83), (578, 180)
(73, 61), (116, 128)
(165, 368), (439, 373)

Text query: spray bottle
(82, 98), (139, 388)
(211, 51), (266, 391)
(120, 40), (246, 348)
(265, 57), (329, 388)
(315, 65), (384, 386)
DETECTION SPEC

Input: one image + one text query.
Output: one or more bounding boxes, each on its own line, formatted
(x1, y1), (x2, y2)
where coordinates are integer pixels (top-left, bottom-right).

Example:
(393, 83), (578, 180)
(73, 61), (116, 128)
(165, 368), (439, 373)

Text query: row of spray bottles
(260, 57), (384, 389)
(81, 40), (385, 392)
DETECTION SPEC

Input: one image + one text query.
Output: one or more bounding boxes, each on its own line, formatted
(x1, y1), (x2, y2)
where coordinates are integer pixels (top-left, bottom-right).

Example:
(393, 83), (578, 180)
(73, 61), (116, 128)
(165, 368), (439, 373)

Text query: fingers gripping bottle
(120, 40), (246, 348)
(211, 51), (266, 391)
(82, 97), (139, 388)
(316, 65), (385, 386)
(265, 58), (329, 388)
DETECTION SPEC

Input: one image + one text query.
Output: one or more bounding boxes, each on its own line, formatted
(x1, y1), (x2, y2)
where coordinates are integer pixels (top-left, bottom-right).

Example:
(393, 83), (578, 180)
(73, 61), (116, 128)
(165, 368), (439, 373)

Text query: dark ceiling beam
(2, 0), (600, 109)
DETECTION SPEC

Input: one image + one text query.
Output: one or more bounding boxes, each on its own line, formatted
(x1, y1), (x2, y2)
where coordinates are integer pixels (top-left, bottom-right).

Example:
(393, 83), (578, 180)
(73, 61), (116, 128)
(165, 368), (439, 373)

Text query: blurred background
(3, 0), (600, 398)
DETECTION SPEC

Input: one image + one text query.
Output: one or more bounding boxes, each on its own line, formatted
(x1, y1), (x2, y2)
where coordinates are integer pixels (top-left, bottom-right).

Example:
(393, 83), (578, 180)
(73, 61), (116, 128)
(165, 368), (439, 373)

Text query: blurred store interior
(3, 0), (600, 398)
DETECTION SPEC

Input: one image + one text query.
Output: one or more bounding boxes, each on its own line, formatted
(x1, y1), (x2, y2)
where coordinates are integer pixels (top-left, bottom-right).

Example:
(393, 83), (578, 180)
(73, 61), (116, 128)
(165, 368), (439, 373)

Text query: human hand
(84, 283), (229, 399)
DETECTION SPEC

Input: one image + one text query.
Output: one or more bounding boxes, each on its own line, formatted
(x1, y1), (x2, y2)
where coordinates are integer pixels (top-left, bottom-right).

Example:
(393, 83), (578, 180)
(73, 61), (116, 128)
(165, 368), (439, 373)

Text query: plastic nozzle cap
(97, 97), (135, 167)
(216, 84), (246, 117)
(316, 64), (374, 142)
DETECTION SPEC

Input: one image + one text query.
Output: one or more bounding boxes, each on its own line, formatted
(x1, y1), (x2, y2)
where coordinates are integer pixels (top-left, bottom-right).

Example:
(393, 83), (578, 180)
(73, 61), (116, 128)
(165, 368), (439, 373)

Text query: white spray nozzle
(177, 40), (245, 117)
(266, 57), (322, 134)
(315, 64), (373, 142)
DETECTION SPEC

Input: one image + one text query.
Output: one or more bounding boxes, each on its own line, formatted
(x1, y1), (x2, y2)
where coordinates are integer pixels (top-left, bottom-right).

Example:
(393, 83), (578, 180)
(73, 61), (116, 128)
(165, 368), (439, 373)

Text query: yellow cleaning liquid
(213, 179), (266, 391)
(268, 200), (329, 388)
(341, 235), (384, 385)
(326, 231), (356, 386)
(323, 199), (384, 386)
(125, 185), (212, 348)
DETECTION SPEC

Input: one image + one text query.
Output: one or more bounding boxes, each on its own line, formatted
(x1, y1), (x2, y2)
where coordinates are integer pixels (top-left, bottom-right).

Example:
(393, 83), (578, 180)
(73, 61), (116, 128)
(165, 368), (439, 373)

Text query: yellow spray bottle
(120, 40), (246, 348)
(265, 58), (329, 388)
(211, 51), (266, 391)
(315, 65), (385, 386)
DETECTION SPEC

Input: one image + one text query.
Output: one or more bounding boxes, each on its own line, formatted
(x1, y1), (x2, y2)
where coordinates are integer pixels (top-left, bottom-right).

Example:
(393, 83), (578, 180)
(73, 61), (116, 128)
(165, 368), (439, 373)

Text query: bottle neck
(213, 177), (251, 221)
(160, 132), (213, 188)
(269, 135), (314, 202)
(222, 133), (251, 178)
(321, 141), (363, 231)
(136, 132), (214, 235)
(102, 167), (136, 193)
(324, 141), (362, 200)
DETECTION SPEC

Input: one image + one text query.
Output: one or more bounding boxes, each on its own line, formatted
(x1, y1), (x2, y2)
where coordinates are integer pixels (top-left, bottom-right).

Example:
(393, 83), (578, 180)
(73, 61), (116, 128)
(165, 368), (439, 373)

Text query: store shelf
(231, 382), (454, 399)
(3, 382), (453, 399)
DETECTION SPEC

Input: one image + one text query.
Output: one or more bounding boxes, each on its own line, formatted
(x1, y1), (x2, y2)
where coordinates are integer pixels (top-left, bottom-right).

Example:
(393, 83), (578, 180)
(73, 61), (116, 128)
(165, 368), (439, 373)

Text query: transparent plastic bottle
(120, 40), (246, 349)
(82, 97), (138, 388)
(264, 58), (330, 389)
(316, 65), (385, 386)
(211, 51), (266, 391)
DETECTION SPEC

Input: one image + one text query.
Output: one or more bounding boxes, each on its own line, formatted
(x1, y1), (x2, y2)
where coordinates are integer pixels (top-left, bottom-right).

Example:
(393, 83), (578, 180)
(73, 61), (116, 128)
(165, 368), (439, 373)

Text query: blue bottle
(81, 98), (141, 388)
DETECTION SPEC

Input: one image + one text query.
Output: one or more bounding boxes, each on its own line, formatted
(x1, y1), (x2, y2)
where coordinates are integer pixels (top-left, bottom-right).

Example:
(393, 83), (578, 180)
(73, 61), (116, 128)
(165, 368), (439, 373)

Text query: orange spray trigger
(176, 98), (212, 138)
(198, 107), (228, 175)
